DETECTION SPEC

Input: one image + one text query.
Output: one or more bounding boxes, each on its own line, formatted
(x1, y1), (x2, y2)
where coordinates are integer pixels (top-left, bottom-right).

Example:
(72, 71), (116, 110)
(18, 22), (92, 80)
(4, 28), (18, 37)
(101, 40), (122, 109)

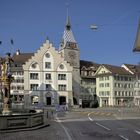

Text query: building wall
(23, 40), (73, 106)
(96, 66), (134, 107)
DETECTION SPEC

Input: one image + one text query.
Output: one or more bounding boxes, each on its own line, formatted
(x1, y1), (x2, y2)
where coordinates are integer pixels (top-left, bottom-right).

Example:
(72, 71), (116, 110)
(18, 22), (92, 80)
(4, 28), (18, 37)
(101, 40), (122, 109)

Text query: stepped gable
(103, 64), (132, 75)
(23, 39), (72, 71)
(123, 63), (140, 74)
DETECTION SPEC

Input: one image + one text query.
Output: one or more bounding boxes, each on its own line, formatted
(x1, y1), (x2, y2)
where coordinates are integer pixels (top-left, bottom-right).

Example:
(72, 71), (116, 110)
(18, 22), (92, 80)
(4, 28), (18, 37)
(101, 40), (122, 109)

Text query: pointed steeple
(59, 12), (76, 50)
(133, 19), (140, 52)
(65, 8), (71, 30)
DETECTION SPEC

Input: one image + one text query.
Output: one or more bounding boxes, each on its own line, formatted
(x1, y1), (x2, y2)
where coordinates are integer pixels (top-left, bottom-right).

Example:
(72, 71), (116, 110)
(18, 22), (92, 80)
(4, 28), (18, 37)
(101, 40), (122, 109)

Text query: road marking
(95, 122), (111, 131)
(135, 130), (140, 135)
(55, 114), (73, 140)
(88, 112), (93, 121)
(119, 135), (129, 140)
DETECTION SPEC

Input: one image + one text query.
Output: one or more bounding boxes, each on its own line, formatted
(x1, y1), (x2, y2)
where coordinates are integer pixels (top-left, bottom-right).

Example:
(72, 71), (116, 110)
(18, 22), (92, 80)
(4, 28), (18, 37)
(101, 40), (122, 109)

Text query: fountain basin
(0, 111), (44, 130)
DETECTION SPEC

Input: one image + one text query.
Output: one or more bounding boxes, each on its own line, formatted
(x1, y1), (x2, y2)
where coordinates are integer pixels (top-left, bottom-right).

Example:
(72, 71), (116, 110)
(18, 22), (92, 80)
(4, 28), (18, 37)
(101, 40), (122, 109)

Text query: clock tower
(59, 14), (80, 105)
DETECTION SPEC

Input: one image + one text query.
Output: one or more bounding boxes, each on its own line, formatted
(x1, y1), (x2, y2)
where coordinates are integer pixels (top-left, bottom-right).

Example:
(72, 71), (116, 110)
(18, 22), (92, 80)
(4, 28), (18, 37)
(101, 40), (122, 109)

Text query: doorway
(46, 97), (51, 105)
(59, 96), (66, 105)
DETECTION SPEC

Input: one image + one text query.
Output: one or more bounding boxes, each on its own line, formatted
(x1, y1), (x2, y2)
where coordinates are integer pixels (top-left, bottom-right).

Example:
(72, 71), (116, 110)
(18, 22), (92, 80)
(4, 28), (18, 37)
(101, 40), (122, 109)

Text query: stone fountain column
(1, 53), (13, 115)
(2, 79), (12, 115)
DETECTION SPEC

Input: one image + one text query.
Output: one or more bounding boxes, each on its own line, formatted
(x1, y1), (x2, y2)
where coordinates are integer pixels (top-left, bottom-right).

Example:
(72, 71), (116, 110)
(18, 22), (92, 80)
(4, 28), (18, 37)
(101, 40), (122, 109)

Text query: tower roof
(133, 20), (140, 52)
(60, 14), (76, 49)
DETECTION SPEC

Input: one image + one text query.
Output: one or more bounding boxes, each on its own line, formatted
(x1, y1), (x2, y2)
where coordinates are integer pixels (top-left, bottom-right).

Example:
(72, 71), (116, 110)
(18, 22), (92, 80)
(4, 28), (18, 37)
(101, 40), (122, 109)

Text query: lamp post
(0, 53), (13, 115)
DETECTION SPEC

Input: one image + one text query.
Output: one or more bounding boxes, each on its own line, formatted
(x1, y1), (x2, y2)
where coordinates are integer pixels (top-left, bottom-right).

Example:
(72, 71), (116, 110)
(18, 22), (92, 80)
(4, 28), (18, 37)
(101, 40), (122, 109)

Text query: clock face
(68, 51), (76, 59)
(70, 60), (77, 66)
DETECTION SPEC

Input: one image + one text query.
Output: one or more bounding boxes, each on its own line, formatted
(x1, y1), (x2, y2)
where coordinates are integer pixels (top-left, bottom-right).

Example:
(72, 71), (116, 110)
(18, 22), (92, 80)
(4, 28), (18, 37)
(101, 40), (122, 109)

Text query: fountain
(0, 53), (44, 131)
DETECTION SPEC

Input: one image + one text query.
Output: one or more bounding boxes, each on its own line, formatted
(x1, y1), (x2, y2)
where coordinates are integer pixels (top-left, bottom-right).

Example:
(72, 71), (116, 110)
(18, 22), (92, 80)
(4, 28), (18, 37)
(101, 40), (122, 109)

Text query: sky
(0, 0), (140, 66)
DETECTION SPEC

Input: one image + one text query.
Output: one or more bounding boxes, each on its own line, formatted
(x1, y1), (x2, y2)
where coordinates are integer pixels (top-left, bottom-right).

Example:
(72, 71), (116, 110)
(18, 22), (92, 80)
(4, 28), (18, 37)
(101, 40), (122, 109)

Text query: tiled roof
(103, 64), (132, 75)
(60, 15), (76, 49)
(80, 60), (100, 70)
(62, 26), (76, 47)
(12, 53), (33, 64)
(123, 63), (140, 74)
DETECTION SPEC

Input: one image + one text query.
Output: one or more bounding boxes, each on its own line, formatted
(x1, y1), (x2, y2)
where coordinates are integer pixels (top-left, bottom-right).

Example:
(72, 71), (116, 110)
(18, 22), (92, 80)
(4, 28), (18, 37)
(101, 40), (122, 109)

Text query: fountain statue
(0, 53), (45, 131)
(0, 53), (13, 115)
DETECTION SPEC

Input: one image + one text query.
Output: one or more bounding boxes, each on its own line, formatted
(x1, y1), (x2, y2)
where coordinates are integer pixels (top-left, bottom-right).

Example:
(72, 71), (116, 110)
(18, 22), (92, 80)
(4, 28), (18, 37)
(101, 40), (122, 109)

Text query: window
(105, 76), (109, 80)
(99, 83), (104, 87)
(45, 62), (51, 69)
(121, 76), (124, 81)
(106, 91), (110, 96)
(122, 91), (124, 96)
(58, 74), (66, 80)
(125, 91), (127, 96)
(114, 91), (117, 96)
(45, 73), (51, 80)
(99, 77), (104, 81)
(31, 63), (37, 69)
(58, 85), (67, 91)
(46, 84), (52, 90)
(118, 91), (120, 96)
(45, 53), (50, 58)
(17, 71), (23, 75)
(124, 77), (128, 81)
(105, 83), (109, 87)
(30, 73), (39, 80)
(30, 84), (38, 91)
(59, 64), (64, 69)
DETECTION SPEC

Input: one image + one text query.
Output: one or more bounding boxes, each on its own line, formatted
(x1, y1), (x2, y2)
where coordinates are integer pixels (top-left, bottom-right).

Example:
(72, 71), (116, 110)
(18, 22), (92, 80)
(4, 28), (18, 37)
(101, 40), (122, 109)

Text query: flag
(11, 39), (14, 45)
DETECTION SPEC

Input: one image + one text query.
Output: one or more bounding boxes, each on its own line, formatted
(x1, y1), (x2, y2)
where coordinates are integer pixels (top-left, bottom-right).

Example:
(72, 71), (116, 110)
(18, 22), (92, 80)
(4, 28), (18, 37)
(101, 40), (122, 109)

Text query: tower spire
(133, 19), (140, 52)
(66, 3), (71, 30)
